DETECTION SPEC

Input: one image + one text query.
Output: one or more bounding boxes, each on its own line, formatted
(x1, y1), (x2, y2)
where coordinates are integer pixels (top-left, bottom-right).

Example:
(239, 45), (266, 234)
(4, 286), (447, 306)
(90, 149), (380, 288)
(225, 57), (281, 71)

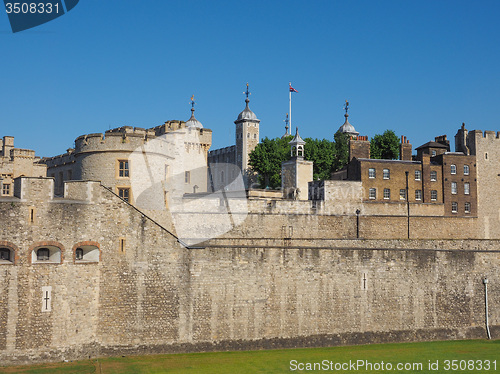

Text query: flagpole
(289, 82), (292, 134)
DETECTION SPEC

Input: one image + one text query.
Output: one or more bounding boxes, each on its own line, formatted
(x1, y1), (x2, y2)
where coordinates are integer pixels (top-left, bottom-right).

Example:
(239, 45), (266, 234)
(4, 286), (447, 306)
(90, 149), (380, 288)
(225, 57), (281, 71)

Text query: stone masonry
(0, 177), (498, 365)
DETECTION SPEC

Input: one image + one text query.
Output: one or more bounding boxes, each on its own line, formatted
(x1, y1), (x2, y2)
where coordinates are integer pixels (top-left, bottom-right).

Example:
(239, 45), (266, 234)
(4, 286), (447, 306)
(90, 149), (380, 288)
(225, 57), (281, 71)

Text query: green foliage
(304, 138), (336, 181)
(248, 136), (291, 189)
(333, 131), (349, 170)
(370, 130), (400, 160)
(249, 133), (353, 187)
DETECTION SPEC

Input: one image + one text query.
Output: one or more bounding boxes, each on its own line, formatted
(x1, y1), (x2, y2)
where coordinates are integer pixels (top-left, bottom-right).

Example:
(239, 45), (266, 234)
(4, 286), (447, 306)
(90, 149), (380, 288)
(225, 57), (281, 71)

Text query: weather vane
(344, 100), (349, 115)
(190, 95), (196, 109)
(244, 83), (251, 99)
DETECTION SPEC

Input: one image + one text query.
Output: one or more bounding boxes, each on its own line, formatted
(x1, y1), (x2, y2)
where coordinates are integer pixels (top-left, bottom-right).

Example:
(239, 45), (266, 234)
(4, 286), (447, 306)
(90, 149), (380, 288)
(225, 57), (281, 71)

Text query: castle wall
(0, 178), (498, 365)
(0, 136), (47, 197)
(470, 130), (500, 238)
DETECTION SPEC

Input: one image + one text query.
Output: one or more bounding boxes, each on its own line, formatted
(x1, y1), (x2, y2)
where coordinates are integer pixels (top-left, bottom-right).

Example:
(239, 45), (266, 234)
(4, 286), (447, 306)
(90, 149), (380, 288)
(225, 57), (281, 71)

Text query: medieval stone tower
(456, 124), (500, 239)
(235, 84), (260, 188)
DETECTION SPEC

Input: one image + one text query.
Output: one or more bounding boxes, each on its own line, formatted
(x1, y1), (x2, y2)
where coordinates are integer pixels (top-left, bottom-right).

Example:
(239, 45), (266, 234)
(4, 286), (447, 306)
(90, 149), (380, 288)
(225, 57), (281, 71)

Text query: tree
(333, 131), (349, 171)
(249, 136), (339, 188)
(370, 130), (399, 160)
(304, 138), (336, 180)
(249, 136), (291, 189)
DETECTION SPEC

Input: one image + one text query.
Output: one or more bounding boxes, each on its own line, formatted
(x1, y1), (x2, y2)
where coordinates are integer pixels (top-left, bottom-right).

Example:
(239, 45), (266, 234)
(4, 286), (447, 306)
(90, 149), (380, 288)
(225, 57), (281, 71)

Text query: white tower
(235, 83), (260, 188)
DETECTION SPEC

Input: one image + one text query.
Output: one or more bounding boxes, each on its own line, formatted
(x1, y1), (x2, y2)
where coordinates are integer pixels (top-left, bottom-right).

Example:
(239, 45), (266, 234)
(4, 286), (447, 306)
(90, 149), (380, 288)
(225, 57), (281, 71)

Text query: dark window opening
(75, 248), (84, 260)
(0, 248), (10, 261)
(37, 248), (50, 261)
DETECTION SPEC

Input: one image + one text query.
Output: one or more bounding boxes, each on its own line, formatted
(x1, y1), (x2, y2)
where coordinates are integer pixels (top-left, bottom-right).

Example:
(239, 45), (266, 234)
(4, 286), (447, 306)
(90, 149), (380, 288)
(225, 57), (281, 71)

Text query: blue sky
(2, 1), (500, 157)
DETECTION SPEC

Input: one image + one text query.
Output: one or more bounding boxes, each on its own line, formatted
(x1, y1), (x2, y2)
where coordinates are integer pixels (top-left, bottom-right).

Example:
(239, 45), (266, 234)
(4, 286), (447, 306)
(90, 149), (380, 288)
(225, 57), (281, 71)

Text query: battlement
(7, 177), (106, 203)
(74, 126), (158, 153)
(43, 150), (75, 167)
(10, 148), (36, 159)
(72, 124), (212, 155)
(151, 120), (185, 135)
(208, 145), (236, 157)
(105, 126), (157, 138)
(469, 129), (500, 139)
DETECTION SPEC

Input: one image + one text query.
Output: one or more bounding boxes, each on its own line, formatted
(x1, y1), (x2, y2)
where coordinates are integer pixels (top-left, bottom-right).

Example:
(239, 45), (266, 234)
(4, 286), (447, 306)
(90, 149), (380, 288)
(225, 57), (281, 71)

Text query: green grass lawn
(1, 339), (498, 374)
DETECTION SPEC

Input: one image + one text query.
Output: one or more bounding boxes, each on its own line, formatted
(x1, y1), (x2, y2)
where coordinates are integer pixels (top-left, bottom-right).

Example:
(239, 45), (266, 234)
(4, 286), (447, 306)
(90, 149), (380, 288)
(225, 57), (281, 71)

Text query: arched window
(0, 248), (11, 261)
(75, 248), (84, 260)
(31, 244), (62, 264)
(37, 248), (50, 261)
(73, 243), (100, 263)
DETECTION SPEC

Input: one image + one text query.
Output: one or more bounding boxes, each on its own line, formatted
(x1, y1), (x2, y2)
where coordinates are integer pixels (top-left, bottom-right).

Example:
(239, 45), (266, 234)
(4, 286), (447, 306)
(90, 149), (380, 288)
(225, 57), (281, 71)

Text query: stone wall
(0, 178), (498, 365)
(470, 130), (500, 238)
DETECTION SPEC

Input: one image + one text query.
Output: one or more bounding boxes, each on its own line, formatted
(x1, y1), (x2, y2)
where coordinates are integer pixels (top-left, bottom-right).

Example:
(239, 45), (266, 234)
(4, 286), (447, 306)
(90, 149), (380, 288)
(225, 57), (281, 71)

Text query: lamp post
(356, 209), (361, 239)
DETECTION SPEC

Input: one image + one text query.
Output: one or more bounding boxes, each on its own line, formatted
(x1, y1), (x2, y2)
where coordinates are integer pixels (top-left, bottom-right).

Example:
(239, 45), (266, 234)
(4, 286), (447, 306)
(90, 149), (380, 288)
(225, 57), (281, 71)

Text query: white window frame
(465, 202), (471, 214)
(430, 171), (437, 181)
(383, 188), (390, 200)
(451, 202), (458, 213)
(431, 190), (437, 201)
(464, 165), (470, 175)
(368, 168), (376, 179)
(383, 169), (390, 180)
(464, 182), (470, 195)
(400, 189), (406, 200)
(450, 164), (457, 175)
(415, 170), (421, 181)
(451, 182), (457, 194)
(369, 188), (376, 199)
(415, 189), (422, 200)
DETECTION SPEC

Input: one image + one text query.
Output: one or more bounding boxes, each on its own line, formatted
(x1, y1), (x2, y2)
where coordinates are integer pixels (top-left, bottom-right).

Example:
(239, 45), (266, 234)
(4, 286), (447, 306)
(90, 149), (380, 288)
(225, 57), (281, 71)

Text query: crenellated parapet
(208, 145), (236, 162)
(469, 129), (500, 141)
(8, 177), (113, 205)
(74, 126), (157, 154)
(43, 149), (75, 168)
